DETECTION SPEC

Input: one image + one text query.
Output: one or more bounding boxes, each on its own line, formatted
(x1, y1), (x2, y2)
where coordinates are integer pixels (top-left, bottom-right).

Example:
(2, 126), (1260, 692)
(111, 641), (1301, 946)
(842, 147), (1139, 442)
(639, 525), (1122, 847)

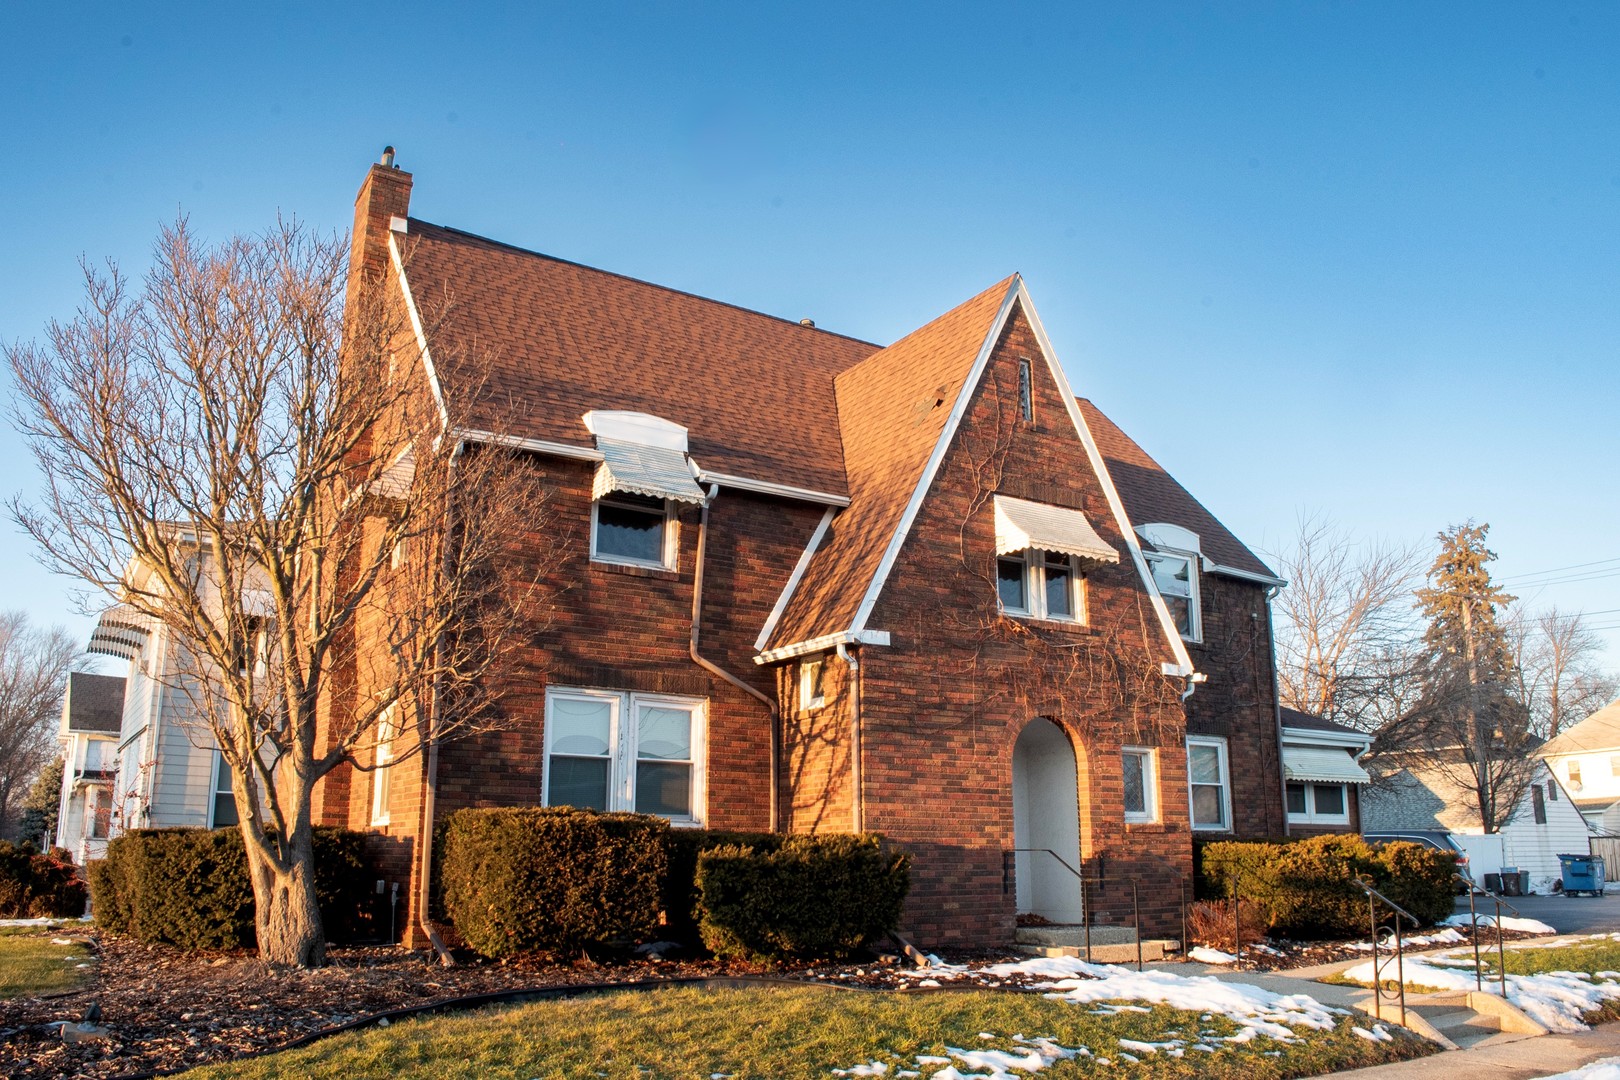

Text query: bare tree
(1269, 511), (1426, 730)
(1508, 605), (1620, 739)
(6, 220), (546, 967)
(0, 613), (77, 840)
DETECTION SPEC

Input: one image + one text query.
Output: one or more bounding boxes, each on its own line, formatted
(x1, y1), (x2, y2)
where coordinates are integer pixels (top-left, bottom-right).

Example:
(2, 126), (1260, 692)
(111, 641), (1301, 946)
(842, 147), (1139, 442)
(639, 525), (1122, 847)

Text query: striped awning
(993, 495), (1119, 565)
(1284, 745), (1373, 785)
(592, 437), (706, 505)
(88, 605), (154, 661)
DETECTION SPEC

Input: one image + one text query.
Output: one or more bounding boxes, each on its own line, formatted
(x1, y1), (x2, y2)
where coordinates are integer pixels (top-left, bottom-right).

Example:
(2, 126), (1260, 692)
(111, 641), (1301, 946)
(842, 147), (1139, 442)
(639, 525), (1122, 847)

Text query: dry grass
(0, 928), (94, 998)
(1186, 900), (1266, 953)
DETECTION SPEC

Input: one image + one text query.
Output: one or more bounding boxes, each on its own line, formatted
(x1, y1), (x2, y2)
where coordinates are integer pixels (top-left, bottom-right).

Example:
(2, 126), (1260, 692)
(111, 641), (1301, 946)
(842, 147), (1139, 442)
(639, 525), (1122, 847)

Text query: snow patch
(1189, 946), (1238, 964)
(1443, 913), (1557, 935)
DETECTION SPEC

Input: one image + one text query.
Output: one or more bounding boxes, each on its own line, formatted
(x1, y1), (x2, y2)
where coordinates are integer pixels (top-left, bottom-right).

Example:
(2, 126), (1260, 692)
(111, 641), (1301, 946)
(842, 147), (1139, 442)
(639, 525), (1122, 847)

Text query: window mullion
(617, 693), (634, 811)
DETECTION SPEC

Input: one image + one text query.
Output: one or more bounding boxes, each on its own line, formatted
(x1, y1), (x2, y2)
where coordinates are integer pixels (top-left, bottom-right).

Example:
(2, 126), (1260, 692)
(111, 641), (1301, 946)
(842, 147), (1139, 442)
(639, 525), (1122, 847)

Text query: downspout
(689, 484), (781, 832)
(1265, 584), (1289, 837)
(836, 642), (864, 833)
(416, 441), (463, 966)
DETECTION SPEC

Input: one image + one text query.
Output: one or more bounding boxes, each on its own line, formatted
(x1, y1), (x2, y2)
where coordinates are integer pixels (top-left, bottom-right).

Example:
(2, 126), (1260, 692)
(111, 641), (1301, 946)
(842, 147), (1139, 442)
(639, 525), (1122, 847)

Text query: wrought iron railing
(1004, 848), (1187, 971)
(1353, 877), (1420, 1026)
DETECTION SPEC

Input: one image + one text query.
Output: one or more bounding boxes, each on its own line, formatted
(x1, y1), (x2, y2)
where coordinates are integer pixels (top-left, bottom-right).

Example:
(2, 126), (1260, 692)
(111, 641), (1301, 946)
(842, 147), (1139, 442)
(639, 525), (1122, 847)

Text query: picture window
(544, 688), (705, 825)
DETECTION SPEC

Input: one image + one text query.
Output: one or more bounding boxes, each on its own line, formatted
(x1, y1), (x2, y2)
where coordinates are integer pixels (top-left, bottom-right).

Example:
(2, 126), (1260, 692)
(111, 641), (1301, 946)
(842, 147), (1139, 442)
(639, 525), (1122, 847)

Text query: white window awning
(993, 495), (1119, 565)
(88, 605), (155, 661)
(592, 437), (707, 505)
(1284, 745), (1373, 785)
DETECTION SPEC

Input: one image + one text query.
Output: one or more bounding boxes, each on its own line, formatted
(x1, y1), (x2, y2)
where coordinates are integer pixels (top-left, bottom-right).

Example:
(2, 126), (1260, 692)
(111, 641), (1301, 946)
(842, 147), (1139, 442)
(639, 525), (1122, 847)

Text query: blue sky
(2, 3), (1616, 668)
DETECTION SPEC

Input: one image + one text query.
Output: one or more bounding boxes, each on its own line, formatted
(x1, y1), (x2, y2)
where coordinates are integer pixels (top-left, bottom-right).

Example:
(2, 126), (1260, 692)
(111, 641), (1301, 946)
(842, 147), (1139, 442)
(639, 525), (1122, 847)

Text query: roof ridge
(407, 219), (882, 349)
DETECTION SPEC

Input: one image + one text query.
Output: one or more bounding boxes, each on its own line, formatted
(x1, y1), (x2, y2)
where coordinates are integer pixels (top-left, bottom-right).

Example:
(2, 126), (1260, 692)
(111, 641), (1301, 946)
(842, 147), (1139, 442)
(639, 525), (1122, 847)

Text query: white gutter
(753, 508), (837, 652)
(837, 642), (864, 833)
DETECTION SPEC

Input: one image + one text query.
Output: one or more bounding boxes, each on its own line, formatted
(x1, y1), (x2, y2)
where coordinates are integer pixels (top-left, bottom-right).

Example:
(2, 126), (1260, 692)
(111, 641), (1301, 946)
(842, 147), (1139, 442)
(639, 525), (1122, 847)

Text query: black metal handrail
(1354, 877), (1419, 1026)
(1453, 873), (1517, 994)
(1004, 849), (1186, 971)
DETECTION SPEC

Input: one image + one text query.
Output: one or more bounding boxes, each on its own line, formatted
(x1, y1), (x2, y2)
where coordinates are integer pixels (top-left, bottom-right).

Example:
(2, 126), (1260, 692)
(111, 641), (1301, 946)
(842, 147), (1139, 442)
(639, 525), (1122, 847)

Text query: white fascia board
(1209, 563), (1289, 588)
(450, 427), (604, 461)
(697, 471), (851, 508)
(1018, 280), (1197, 678)
(754, 628), (890, 665)
(388, 233), (450, 430)
(1282, 728), (1372, 751)
(846, 278), (1022, 638)
(754, 507), (837, 651)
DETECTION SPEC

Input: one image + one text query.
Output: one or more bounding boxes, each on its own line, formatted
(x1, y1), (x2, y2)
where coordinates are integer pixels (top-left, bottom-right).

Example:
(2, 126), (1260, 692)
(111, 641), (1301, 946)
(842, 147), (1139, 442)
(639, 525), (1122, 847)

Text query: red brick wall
(1184, 575), (1287, 840)
(780, 654), (855, 832)
(850, 303), (1194, 945)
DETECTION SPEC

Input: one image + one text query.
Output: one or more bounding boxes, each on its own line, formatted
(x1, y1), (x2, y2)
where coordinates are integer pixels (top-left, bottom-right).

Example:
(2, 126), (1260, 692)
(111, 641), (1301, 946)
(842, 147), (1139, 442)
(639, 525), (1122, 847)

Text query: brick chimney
(348, 146), (413, 300)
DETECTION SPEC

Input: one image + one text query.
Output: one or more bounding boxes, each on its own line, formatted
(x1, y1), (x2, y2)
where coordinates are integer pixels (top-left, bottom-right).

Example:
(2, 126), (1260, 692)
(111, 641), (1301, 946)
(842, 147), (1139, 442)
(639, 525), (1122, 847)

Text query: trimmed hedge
(1199, 833), (1458, 938)
(439, 807), (668, 958)
(0, 840), (87, 918)
(661, 828), (782, 941)
(695, 834), (911, 961)
(88, 827), (377, 949)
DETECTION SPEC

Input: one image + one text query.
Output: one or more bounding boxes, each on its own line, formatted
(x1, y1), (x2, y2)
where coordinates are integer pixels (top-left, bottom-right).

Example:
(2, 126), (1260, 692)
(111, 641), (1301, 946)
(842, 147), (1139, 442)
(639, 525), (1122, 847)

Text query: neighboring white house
(53, 672), (125, 864)
(83, 549), (249, 835)
(1538, 698), (1620, 832)
(1361, 752), (1590, 890)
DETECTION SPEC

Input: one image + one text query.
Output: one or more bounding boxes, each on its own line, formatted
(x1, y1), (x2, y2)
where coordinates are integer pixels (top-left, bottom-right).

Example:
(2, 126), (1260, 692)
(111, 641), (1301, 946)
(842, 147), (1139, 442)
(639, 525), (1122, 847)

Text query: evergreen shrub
(439, 807), (668, 958)
(695, 834), (910, 961)
(661, 828), (781, 940)
(1197, 833), (1458, 938)
(0, 840), (87, 918)
(89, 827), (376, 949)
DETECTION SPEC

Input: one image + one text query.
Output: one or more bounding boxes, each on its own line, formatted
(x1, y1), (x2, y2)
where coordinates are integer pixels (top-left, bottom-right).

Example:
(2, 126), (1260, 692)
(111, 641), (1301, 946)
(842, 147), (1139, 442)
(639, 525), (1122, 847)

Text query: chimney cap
(381, 146), (397, 168)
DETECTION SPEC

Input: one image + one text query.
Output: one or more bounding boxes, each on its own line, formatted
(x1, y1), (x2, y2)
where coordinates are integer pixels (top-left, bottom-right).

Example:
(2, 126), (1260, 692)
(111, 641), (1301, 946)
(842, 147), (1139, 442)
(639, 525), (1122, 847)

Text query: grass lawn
(0, 927), (95, 998)
(178, 983), (1429, 1080)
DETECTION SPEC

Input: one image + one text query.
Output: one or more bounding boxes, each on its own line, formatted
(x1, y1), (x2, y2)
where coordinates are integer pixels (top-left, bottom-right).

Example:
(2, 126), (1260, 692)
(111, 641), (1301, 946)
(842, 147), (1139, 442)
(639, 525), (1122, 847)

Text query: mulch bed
(0, 924), (1558, 1078)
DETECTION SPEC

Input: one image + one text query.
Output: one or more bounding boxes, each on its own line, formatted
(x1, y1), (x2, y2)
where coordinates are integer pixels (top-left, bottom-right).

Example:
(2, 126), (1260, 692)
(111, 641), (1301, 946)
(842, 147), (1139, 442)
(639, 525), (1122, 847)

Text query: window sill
(1002, 613), (1096, 633)
(1123, 817), (1162, 829)
(590, 559), (679, 581)
(1287, 816), (1349, 827)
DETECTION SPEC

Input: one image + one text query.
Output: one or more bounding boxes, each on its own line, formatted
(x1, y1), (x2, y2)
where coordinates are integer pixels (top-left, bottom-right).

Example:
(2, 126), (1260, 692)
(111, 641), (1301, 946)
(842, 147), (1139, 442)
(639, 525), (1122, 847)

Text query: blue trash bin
(1559, 853), (1605, 897)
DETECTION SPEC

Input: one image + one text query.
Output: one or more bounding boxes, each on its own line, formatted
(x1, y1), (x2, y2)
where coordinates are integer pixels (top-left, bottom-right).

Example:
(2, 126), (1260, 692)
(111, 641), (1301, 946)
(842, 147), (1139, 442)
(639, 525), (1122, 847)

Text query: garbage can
(1500, 867), (1522, 896)
(1560, 853), (1606, 897)
(1483, 872), (1502, 894)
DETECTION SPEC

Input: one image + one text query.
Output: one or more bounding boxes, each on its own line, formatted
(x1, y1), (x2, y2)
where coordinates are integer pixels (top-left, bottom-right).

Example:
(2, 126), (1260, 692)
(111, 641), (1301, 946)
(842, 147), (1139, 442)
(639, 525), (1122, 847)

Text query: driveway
(1456, 888), (1620, 934)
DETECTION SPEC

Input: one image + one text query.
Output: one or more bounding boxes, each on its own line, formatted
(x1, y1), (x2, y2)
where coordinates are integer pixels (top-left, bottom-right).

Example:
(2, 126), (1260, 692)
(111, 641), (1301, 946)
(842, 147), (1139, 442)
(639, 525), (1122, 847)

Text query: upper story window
(592, 492), (673, 568)
(800, 656), (827, 711)
(1017, 358), (1033, 423)
(584, 410), (707, 571)
(1571, 760), (1585, 788)
(998, 549), (1086, 623)
(1137, 523), (1203, 643)
(544, 687), (706, 826)
(1532, 783), (1547, 824)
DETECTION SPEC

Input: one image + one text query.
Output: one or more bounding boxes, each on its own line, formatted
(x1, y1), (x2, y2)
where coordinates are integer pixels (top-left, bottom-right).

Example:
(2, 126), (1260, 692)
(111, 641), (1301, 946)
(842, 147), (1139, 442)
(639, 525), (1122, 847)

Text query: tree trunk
(244, 822), (326, 968)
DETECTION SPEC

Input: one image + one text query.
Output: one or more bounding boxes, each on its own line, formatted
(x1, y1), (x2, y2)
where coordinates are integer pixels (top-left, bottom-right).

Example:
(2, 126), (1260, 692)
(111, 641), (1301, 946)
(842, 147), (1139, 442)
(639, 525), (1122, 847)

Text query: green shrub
(1195, 833), (1459, 939)
(440, 807), (668, 958)
(1375, 840), (1459, 926)
(0, 840), (87, 917)
(661, 828), (782, 941)
(89, 827), (376, 949)
(695, 834), (910, 961)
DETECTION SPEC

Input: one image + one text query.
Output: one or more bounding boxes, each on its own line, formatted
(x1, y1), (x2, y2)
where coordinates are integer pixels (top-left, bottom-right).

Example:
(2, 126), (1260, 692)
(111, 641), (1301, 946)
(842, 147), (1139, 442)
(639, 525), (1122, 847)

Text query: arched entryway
(1011, 717), (1083, 924)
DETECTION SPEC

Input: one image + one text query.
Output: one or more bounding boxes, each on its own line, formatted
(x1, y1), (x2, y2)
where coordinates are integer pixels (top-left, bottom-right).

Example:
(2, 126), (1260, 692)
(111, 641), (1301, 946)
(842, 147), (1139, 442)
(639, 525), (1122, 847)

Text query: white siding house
(1538, 699), (1620, 831)
(1361, 753), (1590, 891)
(53, 672), (124, 863)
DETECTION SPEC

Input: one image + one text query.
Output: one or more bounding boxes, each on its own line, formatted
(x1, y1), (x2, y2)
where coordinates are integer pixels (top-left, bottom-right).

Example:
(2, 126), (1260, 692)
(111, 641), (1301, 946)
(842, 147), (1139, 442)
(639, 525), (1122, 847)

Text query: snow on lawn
(1348, 927), (1468, 951)
(1535, 1057), (1620, 1080)
(827, 955), (1353, 1078)
(1188, 946), (1237, 964)
(1341, 937), (1620, 1034)
(1443, 913), (1558, 935)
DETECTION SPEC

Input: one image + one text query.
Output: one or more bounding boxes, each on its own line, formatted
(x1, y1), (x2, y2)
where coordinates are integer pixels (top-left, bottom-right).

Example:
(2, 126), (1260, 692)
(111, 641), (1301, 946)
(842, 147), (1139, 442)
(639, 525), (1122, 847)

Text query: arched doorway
(1012, 717), (1083, 923)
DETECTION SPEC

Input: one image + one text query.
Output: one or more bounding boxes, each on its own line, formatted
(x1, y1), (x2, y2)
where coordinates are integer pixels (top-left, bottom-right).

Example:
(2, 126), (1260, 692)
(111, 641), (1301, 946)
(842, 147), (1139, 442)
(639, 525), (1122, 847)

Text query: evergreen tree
(1383, 522), (1534, 832)
(16, 756), (63, 849)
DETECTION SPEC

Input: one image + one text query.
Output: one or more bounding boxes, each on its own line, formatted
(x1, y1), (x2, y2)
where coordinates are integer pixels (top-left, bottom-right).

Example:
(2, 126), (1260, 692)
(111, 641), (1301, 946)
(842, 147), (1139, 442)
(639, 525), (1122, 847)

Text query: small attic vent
(910, 385), (952, 427)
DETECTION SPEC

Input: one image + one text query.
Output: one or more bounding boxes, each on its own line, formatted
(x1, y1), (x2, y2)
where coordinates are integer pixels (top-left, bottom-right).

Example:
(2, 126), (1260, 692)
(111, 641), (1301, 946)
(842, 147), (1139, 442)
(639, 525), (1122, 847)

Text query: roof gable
(396, 221), (878, 498)
(762, 277), (1018, 651)
(65, 672), (125, 734)
(1077, 399), (1278, 583)
(1541, 698), (1620, 758)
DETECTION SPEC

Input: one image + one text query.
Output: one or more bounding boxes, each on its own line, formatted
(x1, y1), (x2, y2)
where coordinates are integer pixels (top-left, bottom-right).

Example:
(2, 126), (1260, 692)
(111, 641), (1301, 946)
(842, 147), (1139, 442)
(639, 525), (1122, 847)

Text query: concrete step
(1014, 937), (1180, 964)
(1357, 990), (1546, 1052)
(1014, 924), (1138, 948)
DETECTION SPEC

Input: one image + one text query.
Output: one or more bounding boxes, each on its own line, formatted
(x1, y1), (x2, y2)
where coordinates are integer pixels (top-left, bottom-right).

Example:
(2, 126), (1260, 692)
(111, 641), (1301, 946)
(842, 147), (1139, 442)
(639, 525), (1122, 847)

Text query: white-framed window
(1285, 781), (1350, 825)
(1122, 747), (1158, 823)
(1186, 736), (1231, 831)
(210, 750), (239, 829)
(370, 704), (399, 827)
(800, 656), (826, 711)
(591, 492), (674, 569)
(997, 549), (1086, 623)
(1146, 550), (1200, 641)
(544, 687), (706, 825)
(88, 785), (113, 840)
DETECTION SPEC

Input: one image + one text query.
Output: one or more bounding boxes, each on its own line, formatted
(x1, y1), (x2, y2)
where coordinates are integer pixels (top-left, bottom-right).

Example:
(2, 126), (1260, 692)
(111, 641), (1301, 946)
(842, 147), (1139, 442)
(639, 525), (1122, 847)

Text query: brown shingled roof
(1280, 706), (1367, 738)
(399, 221), (879, 497)
(765, 277), (1018, 649)
(1077, 398), (1277, 582)
(65, 672), (125, 734)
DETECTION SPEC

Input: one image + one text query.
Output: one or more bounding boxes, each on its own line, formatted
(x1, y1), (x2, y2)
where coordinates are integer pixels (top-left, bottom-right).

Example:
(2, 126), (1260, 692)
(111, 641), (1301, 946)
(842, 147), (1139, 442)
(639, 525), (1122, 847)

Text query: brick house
(321, 152), (1290, 948)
